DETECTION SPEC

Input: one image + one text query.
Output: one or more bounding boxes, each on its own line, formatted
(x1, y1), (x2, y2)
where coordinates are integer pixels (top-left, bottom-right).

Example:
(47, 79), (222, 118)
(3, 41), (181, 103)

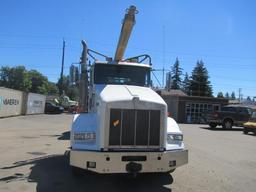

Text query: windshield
(94, 64), (151, 86)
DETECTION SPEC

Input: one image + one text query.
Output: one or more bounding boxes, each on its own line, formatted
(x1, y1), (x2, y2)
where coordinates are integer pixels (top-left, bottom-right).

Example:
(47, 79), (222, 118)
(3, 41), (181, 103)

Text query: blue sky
(0, 0), (255, 98)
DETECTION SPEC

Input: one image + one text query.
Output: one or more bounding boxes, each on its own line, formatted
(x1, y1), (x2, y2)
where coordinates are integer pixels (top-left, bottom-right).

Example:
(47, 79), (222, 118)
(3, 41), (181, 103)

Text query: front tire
(243, 128), (248, 134)
(209, 123), (217, 128)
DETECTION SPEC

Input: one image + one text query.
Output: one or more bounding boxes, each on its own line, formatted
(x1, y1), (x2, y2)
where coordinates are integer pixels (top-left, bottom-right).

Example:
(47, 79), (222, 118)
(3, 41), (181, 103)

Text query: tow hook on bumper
(126, 162), (142, 174)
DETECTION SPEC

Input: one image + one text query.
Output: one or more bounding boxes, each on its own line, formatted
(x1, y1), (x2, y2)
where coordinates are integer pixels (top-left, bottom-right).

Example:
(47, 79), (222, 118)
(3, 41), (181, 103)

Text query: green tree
(57, 75), (79, 100)
(171, 58), (183, 89)
(0, 66), (11, 87)
(0, 65), (59, 95)
(225, 92), (230, 98)
(182, 72), (190, 95)
(66, 85), (79, 101)
(0, 66), (31, 91)
(189, 60), (213, 97)
(57, 75), (70, 95)
(47, 82), (59, 95)
(217, 92), (224, 98)
(231, 92), (236, 99)
(28, 70), (49, 94)
(28, 70), (59, 95)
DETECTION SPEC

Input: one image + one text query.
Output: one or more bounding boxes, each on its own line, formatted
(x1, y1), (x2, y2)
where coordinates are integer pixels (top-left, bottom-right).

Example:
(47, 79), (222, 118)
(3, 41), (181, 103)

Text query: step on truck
(70, 5), (188, 176)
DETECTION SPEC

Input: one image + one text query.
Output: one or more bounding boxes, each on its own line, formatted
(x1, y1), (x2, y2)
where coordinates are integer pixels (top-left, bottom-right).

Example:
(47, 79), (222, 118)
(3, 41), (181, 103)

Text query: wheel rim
(225, 121), (232, 129)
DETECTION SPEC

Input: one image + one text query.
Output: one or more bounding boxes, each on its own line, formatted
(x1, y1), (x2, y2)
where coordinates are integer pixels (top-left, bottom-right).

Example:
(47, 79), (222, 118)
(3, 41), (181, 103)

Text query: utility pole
(79, 40), (88, 112)
(60, 39), (66, 95)
(162, 25), (166, 88)
(238, 88), (242, 103)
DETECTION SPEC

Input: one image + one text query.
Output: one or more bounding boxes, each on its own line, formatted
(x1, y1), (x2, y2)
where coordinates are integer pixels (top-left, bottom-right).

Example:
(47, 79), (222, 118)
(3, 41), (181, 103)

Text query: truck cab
(70, 5), (187, 176)
(70, 61), (188, 175)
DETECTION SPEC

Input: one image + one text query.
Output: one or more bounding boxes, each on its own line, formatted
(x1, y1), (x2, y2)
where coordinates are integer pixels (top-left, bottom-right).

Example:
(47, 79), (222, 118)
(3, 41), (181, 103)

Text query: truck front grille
(109, 109), (160, 147)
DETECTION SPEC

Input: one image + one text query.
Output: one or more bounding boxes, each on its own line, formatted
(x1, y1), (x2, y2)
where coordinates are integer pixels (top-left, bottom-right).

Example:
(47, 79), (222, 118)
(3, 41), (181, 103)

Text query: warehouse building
(158, 90), (229, 123)
(0, 87), (46, 118)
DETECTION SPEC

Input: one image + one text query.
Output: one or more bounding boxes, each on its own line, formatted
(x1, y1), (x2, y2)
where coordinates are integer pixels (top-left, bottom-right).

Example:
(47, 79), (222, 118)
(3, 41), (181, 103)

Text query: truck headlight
(167, 134), (183, 144)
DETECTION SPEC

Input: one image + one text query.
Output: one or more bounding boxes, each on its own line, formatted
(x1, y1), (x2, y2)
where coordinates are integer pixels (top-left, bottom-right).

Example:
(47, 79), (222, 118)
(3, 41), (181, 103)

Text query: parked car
(243, 111), (256, 135)
(44, 102), (64, 114)
(203, 105), (252, 129)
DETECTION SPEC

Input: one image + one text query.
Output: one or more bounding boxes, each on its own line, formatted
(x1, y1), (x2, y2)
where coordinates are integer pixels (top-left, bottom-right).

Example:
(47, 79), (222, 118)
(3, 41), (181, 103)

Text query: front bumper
(244, 125), (256, 132)
(70, 149), (188, 174)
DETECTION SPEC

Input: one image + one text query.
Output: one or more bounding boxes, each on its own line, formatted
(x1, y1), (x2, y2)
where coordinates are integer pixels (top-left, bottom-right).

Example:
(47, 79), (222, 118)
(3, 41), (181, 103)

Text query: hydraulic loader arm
(114, 5), (137, 62)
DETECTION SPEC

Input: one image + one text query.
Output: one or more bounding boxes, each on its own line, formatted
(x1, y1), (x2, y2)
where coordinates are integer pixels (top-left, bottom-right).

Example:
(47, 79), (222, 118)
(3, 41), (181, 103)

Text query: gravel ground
(0, 114), (255, 192)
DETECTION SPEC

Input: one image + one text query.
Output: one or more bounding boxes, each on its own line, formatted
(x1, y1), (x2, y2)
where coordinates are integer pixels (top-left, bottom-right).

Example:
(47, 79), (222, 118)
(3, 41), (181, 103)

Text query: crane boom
(114, 5), (137, 62)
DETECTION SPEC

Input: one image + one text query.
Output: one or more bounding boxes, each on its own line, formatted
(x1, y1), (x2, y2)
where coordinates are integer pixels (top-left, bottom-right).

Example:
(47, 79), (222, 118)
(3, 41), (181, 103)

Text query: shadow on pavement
(243, 133), (256, 137)
(200, 126), (244, 131)
(1, 154), (173, 192)
(0, 173), (25, 183)
(58, 131), (70, 140)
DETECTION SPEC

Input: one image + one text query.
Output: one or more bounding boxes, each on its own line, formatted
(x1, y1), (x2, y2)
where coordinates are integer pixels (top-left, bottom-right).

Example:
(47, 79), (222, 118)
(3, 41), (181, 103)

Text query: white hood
(97, 85), (166, 106)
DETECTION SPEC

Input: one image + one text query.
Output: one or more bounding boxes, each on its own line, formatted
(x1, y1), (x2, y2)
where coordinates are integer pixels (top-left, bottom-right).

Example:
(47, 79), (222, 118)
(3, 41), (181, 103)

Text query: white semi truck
(70, 5), (188, 176)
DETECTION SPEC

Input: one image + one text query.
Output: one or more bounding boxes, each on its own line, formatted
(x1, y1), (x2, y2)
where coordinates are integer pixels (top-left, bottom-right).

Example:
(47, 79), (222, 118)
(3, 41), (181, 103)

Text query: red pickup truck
(203, 105), (253, 129)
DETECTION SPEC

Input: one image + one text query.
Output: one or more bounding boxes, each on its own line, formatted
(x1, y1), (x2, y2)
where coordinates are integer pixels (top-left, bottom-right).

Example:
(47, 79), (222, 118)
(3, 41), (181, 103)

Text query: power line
(1, 34), (256, 61)
(0, 46), (61, 50)
(0, 34), (81, 41)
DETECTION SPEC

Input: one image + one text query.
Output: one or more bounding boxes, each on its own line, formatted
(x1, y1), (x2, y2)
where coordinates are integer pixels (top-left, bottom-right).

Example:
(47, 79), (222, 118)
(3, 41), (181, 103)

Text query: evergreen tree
(231, 92), (236, 99)
(217, 92), (224, 98)
(225, 92), (230, 98)
(171, 58), (183, 89)
(189, 60), (213, 97)
(182, 72), (190, 95)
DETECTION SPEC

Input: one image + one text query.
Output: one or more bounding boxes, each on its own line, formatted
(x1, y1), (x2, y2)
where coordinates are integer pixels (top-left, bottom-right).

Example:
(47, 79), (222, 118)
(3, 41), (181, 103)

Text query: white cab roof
(94, 61), (151, 68)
